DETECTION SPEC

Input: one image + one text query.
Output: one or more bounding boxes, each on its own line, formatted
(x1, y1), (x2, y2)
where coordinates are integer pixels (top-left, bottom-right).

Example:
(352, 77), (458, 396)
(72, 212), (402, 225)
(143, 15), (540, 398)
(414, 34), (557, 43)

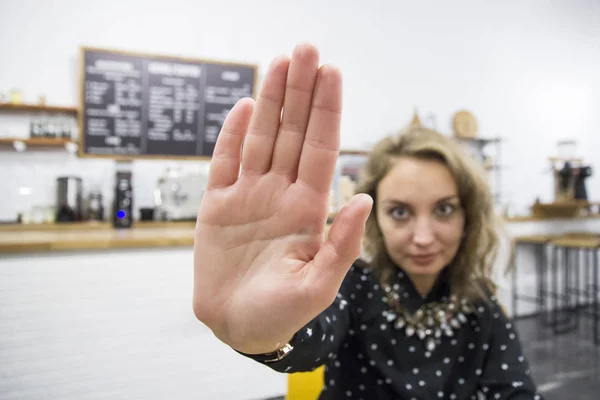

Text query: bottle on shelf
(61, 118), (73, 139)
(44, 117), (57, 138)
(29, 117), (43, 138)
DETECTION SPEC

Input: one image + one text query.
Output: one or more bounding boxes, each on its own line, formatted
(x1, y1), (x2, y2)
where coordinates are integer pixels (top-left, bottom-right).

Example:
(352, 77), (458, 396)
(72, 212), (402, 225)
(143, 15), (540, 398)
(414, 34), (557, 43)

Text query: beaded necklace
(381, 284), (474, 352)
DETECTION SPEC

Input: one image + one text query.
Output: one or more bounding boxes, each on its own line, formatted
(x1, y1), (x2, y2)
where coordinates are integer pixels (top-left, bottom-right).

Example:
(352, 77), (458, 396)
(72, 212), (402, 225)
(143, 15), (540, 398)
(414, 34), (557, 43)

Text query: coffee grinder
(112, 162), (133, 228)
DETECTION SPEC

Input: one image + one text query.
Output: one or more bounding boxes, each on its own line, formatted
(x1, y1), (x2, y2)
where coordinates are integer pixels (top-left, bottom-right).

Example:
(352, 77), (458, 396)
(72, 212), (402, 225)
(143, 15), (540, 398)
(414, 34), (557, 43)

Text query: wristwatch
(236, 342), (295, 364)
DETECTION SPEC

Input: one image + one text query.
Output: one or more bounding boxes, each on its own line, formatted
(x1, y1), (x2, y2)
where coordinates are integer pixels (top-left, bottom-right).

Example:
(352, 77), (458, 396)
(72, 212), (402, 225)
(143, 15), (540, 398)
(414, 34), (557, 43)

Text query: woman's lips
(410, 253), (438, 266)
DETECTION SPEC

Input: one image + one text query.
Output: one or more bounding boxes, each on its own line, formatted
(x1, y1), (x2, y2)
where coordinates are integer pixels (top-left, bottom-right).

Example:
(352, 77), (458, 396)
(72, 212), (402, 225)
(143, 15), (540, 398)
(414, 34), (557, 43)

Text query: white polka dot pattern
(239, 262), (543, 400)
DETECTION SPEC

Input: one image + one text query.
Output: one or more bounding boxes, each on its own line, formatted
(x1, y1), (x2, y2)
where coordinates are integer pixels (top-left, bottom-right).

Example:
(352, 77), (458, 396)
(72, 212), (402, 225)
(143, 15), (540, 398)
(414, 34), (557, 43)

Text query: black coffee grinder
(113, 168), (133, 229)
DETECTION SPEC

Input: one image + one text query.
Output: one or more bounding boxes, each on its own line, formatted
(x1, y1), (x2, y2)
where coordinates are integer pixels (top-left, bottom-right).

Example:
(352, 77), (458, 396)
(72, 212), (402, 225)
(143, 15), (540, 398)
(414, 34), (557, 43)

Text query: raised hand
(192, 43), (373, 355)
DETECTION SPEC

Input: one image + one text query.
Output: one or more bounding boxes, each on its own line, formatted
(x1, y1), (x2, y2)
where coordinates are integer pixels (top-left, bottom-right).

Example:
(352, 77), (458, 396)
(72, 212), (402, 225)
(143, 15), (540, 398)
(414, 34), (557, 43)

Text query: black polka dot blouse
(240, 261), (544, 400)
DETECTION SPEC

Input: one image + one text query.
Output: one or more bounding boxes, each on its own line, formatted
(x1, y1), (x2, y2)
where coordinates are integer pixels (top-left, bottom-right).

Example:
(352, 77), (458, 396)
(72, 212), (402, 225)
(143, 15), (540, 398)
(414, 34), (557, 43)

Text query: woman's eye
(436, 204), (455, 217)
(390, 207), (409, 220)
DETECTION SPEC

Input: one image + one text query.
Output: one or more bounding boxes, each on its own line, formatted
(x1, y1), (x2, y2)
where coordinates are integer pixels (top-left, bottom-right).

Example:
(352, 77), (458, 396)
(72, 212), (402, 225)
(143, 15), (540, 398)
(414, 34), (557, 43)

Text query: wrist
(231, 333), (296, 362)
(235, 341), (295, 363)
(232, 334), (294, 354)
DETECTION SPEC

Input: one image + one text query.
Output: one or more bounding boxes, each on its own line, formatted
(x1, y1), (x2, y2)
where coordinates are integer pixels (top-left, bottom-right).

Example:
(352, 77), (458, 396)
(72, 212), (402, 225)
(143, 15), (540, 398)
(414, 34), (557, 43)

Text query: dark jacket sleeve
(236, 263), (364, 374)
(478, 301), (544, 400)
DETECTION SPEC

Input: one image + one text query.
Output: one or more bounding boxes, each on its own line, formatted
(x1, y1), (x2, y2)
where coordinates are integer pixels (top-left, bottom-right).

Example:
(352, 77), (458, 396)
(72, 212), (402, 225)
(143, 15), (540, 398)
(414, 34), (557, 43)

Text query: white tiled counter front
(1, 217), (600, 400)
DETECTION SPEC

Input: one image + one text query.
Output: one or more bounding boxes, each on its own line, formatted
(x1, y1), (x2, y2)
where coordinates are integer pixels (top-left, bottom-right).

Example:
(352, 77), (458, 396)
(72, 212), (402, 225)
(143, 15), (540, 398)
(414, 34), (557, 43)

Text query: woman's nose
(412, 217), (435, 246)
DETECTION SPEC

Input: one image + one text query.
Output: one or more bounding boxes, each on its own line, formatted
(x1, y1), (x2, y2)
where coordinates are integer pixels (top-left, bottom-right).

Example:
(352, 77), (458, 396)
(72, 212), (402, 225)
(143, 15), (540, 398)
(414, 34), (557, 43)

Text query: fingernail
(348, 194), (371, 206)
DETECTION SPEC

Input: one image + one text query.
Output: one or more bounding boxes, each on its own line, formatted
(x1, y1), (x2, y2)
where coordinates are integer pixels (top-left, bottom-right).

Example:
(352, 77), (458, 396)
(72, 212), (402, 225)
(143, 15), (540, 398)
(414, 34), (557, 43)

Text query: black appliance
(139, 207), (155, 221)
(56, 176), (83, 222)
(558, 162), (593, 201)
(113, 171), (133, 228)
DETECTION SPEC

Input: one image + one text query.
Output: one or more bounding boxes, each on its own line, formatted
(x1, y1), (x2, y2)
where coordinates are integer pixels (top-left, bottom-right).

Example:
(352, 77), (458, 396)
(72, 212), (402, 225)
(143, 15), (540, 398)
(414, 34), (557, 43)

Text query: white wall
(0, 0), (599, 221)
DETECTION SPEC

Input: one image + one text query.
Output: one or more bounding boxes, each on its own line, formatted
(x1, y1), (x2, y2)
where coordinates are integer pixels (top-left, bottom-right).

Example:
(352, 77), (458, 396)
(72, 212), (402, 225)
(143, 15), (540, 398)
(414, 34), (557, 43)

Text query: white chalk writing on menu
(81, 48), (256, 158)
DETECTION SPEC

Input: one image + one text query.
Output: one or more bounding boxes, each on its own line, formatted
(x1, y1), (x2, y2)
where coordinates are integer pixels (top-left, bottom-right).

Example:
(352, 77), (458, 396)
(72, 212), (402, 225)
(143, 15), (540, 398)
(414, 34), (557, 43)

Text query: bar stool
(548, 235), (599, 345)
(512, 235), (554, 321)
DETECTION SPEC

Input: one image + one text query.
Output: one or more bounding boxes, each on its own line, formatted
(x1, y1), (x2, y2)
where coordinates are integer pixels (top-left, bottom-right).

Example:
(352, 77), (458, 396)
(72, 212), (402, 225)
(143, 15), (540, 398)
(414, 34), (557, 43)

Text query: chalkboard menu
(79, 47), (257, 159)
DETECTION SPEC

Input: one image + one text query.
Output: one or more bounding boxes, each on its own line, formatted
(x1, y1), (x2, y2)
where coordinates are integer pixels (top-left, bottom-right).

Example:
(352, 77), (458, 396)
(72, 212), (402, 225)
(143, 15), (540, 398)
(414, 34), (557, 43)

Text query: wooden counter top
(550, 236), (600, 249)
(3, 217), (600, 255)
(505, 214), (600, 222)
(0, 220), (196, 231)
(514, 232), (600, 246)
(0, 221), (196, 254)
(513, 234), (556, 244)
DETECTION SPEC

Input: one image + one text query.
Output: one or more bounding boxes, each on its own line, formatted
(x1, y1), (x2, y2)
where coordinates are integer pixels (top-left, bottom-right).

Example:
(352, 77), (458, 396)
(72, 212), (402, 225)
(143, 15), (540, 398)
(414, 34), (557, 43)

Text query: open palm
(193, 43), (373, 355)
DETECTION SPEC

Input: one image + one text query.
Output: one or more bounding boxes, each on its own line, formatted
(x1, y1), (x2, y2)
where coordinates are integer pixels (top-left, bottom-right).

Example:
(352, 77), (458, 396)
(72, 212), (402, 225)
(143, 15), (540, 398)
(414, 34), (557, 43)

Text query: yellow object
(10, 89), (22, 104)
(410, 107), (422, 128)
(286, 366), (325, 400)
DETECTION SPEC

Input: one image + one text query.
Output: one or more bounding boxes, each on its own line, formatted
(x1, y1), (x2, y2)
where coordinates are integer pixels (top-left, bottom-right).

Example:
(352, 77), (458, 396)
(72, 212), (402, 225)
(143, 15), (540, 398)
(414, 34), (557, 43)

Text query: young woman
(192, 43), (543, 400)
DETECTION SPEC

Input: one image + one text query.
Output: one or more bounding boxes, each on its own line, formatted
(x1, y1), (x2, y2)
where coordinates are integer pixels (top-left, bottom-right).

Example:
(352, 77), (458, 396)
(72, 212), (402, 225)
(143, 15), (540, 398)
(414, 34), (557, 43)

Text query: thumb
(307, 193), (373, 303)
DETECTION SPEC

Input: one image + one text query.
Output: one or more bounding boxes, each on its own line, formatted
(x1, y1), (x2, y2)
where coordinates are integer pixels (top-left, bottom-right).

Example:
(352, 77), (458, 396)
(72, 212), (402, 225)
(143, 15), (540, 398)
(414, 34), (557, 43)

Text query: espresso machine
(555, 161), (593, 201)
(154, 165), (208, 221)
(551, 140), (592, 202)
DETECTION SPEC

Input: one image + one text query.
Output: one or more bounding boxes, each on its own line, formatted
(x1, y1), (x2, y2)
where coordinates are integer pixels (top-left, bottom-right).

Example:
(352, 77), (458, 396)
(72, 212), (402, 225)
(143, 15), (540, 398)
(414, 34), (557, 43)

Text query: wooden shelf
(454, 136), (502, 145)
(0, 137), (76, 147)
(548, 156), (584, 164)
(0, 102), (78, 115)
(340, 149), (369, 156)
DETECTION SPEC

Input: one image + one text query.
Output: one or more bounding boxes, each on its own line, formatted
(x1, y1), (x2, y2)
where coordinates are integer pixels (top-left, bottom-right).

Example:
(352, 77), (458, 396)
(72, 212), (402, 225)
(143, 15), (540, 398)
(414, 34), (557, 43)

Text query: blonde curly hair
(355, 126), (510, 302)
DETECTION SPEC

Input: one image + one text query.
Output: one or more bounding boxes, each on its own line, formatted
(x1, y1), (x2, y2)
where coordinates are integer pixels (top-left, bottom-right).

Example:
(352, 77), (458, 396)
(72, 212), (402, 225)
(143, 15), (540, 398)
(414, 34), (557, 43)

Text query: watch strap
(235, 342), (294, 364)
